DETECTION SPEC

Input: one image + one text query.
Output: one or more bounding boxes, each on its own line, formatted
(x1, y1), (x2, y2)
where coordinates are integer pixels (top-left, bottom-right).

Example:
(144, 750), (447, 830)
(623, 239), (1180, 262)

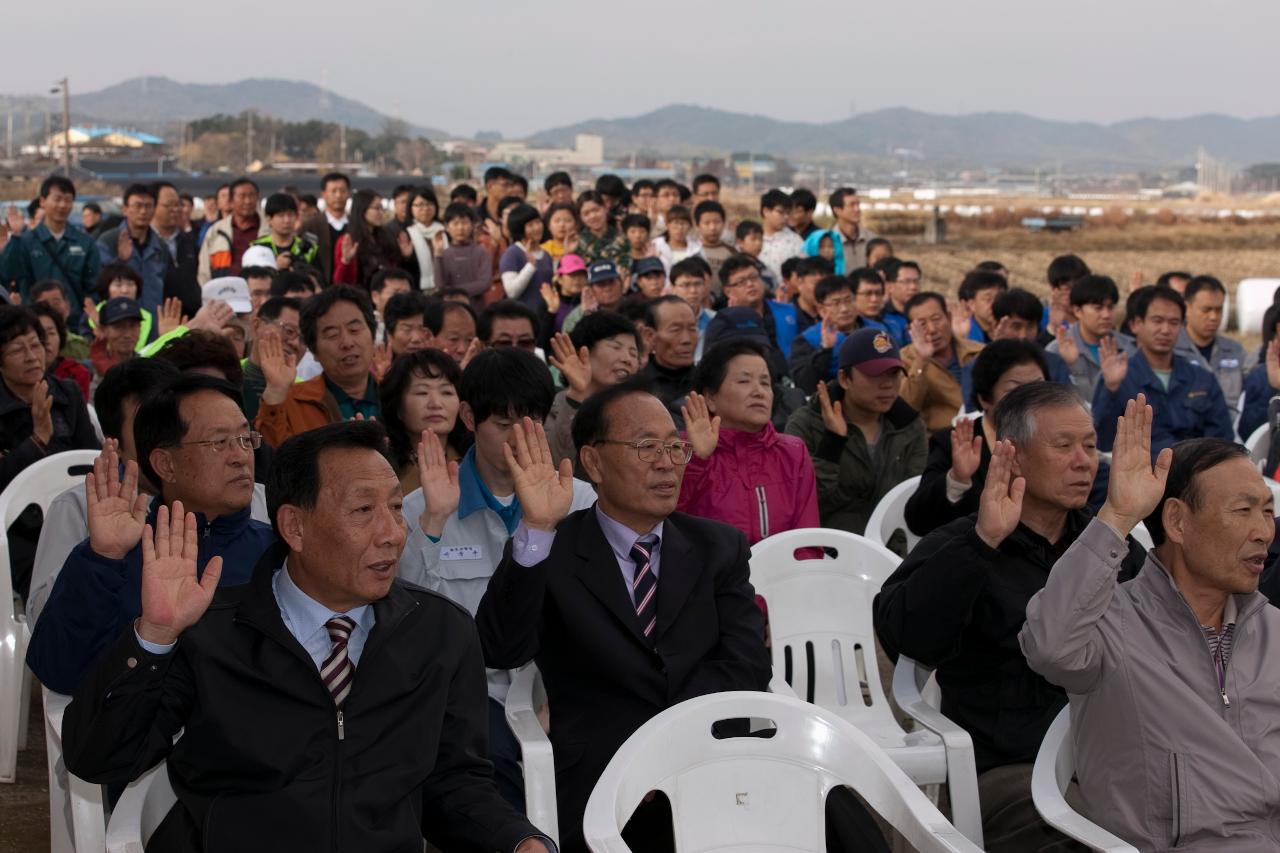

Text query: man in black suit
(62, 421), (552, 853)
(475, 383), (773, 852)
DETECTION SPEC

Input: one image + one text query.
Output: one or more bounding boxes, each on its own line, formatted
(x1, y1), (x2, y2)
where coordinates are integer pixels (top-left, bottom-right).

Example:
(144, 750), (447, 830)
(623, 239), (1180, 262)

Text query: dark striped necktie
(321, 616), (357, 707)
(629, 534), (660, 645)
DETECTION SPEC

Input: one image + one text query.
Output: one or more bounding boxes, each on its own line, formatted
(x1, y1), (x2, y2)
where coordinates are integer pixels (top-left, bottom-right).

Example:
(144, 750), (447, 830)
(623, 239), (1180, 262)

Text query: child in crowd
(734, 220), (778, 292)
(651, 204), (700, 272)
(694, 201), (733, 289)
(622, 213), (653, 263)
(432, 203), (493, 309)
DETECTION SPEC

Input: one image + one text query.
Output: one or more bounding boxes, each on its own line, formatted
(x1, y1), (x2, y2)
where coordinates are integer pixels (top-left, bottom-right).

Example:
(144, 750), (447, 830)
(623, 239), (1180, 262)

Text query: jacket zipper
(332, 709), (343, 853)
(755, 486), (769, 540)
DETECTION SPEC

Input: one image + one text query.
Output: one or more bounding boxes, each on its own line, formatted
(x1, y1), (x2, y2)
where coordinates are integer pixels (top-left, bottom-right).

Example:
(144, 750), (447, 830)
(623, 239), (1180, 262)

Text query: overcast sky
(7, 0), (1278, 138)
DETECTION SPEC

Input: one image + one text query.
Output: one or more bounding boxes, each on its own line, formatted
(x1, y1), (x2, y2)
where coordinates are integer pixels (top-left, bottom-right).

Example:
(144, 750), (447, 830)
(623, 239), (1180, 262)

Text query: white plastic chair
(582, 691), (983, 853)
(1235, 278), (1280, 335)
(1031, 707), (1138, 853)
(43, 688), (105, 853)
(748, 528), (983, 846)
(1129, 522), (1153, 550)
(0, 449), (100, 783)
(864, 475), (923, 553)
(1246, 424), (1270, 468)
(505, 663), (797, 847)
(105, 762), (176, 853)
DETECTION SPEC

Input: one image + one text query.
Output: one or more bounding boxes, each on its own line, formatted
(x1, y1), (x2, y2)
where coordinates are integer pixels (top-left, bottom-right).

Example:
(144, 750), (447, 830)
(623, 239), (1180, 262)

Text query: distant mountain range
(0, 76), (446, 142)
(528, 104), (1280, 171)
(3, 77), (1278, 171)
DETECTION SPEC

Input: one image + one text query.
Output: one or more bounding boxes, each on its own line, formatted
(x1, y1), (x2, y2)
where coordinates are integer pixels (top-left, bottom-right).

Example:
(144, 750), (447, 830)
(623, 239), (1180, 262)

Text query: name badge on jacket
(441, 545), (483, 561)
(1220, 358), (1240, 369)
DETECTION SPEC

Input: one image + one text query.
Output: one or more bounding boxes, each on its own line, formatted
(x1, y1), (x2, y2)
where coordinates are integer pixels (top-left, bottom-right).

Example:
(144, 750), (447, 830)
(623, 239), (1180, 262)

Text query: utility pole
(50, 79), (71, 176)
(246, 111), (255, 167)
(339, 124), (347, 163)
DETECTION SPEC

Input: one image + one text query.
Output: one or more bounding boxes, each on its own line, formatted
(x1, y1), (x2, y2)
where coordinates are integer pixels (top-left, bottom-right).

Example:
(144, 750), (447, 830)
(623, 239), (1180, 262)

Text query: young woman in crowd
(903, 338), (1049, 537)
(677, 338), (819, 543)
(575, 190), (630, 270)
(335, 189), (418, 288)
(406, 187), (446, 293)
(29, 303), (90, 402)
(498, 203), (554, 310)
(379, 349), (468, 493)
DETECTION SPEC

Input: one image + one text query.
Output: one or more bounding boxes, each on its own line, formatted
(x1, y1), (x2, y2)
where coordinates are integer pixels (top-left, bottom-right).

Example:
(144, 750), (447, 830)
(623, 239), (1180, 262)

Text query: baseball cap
(100, 297), (143, 326)
(557, 254), (586, 275)
(704, 307), (769, 348)
(241, 245), (277, 270)
(202, 277), (253, 314)
(588, 260), (621, 284)
(838, 327), (904, 375)
(631, 257), (665, 278)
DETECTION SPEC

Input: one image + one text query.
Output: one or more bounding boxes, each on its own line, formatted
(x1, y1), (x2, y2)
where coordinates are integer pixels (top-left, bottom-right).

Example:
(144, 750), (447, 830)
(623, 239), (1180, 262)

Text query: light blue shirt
(513, 505), (664, 605)
(136, 563), (376, 670)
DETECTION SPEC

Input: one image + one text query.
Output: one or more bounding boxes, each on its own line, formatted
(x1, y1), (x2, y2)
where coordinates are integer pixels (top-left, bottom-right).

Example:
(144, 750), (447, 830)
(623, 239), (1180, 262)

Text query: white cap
(202, 277), (253, 314)
(240, 244), (277, 270)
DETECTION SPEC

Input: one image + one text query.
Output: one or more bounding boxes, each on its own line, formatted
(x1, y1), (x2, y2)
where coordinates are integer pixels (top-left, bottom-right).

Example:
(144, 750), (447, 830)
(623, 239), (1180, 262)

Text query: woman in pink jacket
(677, 338), (820, 543)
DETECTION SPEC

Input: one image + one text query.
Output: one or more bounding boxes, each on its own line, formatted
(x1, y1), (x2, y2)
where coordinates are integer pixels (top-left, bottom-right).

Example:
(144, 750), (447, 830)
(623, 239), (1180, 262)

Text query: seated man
(241, 296), (303, 420)
(62, 421), (552, 852)
(1045, 274), (1119, 400)
(27, 374), (276, 694)
(959, 286), (1073, 402)
(383, 291), (431, 358)
(1175, 274), (1247, 417)
(899, 292), (984, 431)
(478, 299), (541, 354)
(1093, 285), (1233, 454)
(1022, 402), (1279, 851)
(475, 384), (772, 852)
(544, 311), (643, 476)
(637, 295), (699, 426)
(399, 347), (597, 808)
(718, 254), (798, 360)
(875, 381), (1145, 853)
(789, 270), (890, 393)
(424, 299), (478, 365)
(256, 286), (379, 446)
(786, 328), (926, 542)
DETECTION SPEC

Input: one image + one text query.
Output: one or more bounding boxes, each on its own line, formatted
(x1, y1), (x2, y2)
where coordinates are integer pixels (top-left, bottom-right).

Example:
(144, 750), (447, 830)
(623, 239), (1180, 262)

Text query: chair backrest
(749, 528), (902, 728)
(582, 691), (981, 853)
(1236, 278), (1280, 335)
(105, 763), (176, 853)
(864, 475), (923, 553)
(43, 688), (105, 853)
(1246, 424), (1270, 467)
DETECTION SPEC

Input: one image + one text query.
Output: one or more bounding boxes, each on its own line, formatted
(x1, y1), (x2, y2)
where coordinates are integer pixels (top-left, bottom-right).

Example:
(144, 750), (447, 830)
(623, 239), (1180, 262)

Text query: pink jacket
(677, 423), (819, 545)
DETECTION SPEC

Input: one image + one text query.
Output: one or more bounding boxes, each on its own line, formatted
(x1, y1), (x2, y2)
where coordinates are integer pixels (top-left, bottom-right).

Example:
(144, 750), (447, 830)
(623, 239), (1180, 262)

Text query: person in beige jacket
(899, 292), (984, 431)
(1021, 394), (1280, 852)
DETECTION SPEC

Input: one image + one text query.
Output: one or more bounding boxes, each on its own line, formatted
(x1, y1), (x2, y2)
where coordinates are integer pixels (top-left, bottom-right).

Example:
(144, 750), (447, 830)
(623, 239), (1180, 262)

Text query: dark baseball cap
(101, 297), (143, 326)
(838, 327), (904, 375)
(631, 257), (665, 278)
(588, 261), (621, 284)
(704, 307), (768, 348)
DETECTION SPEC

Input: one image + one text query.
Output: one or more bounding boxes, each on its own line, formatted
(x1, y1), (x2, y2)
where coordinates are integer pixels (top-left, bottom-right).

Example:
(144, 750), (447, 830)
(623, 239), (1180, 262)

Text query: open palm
(1098, 394), (1172, 535)
(503, 417), (574, 531)
(975, 439), (1024, 549)
(86, 449), (150, 560)
(417, 429), (460, 536)
(138, 502), (223, 646)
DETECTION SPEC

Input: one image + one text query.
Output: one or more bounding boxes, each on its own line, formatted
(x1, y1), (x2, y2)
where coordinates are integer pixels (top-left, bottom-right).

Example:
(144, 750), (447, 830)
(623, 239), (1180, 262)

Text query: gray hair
(993, 382), (1087, 446)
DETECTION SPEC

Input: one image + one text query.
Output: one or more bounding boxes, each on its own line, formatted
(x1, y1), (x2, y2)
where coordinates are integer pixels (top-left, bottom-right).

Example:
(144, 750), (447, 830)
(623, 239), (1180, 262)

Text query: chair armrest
(768, 671), (797, 698)
(1031, 728), (1138, 853)
(504, 664), (559, 846)
(105, 764), (166, 853)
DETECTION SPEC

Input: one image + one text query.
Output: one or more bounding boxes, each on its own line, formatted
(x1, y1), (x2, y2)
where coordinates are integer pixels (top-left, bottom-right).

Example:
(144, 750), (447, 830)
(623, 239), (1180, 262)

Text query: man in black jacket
(476, 384), (772, 852)
(874, 381), (1144, 853)
(63, 421), (551, 853)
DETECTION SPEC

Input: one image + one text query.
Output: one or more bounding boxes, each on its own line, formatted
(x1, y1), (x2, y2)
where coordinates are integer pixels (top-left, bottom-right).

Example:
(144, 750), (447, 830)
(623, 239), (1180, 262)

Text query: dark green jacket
(0, 223), (100, 327)
(785, 382), (927, 537)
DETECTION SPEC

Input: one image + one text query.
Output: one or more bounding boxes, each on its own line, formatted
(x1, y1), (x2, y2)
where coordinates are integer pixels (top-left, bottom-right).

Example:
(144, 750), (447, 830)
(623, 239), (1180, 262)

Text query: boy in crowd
(789, 271), (891, 393)
(433, 203), (493, 307)
(788, 255), (832, 334)
(248, 193), (317, 269)
(874, 257), (920, 346)
(959, 269), (1008, 344)
(694, 201), (733, 289)
(733, 220), (777, 290)
(1046, 274), (1119, 400)
(788, 188), (820, 239)
(622, 214), (653, 265)
(759, 189), (804, 283)
(670, 257), (717, 361)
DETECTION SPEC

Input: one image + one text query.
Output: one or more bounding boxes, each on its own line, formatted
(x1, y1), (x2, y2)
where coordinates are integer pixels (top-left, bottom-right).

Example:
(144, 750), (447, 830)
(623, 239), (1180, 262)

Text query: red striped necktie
(321, 616), (357, 707)
(629, 535), (660, 645)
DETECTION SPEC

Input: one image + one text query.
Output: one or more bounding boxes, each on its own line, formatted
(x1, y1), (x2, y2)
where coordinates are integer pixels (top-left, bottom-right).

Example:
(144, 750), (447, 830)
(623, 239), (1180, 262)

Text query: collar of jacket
(0, 371), (70, 416)
(1000, 506), (1093, 556)
(231, 539), (421, 668)
(717, 422), (781, 452)
(645, 358), (694, 381)
(146, 497), (255, 537)
(1126, 349), (1198, 391)
(456, 445), (522, 531)
(815, 379), (920, 431)
(1137, 547), (1270, 635)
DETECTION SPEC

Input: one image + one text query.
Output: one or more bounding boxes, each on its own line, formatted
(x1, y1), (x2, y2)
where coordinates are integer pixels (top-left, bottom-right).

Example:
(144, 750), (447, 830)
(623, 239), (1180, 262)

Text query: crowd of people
(2, 166), (1278, 852)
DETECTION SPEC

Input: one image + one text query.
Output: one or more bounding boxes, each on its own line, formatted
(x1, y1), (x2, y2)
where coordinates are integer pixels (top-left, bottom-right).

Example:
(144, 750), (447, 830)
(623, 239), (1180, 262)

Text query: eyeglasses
(180, 431), (262, 453)
(593, 438), (694, 464)
(264, 320), (301, 340)
(725, 273), (762, 289)
(822, 296), (856, 310)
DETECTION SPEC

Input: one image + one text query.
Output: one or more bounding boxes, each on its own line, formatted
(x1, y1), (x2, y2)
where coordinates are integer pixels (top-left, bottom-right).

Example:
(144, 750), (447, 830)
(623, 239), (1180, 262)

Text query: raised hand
(459, 337), (483, 371)
(275, 251), (293, 270)
(820, 319), (839, 351)
(540, 282), (561, 315)
(116, 228), (133, 262)
(1267, 338), (1280, 392)
(949, 417), (983, 485)
(258, 329), (298, 405)
(6, 290), (19, 306)
(136, 502), (223, 646)
(992, 315), (1017, 341)
(30, 379), (53, 446)
(547, 332), (591, 396)
(680, 391), (721, 459)
(910, 318), (936, 360)
(371, 341), (393, 382)
(417, 429), (460, 537)
(397, 230), (413, 258)
(339, 233), (358, 264)
(156, 297), (185, 336)
(949, 299), (972, 341)
(1129, 269), (1145, 294)
(816, 381), (847, 438)
(580, 284), (599, 315)
(502, 417), (574, 532)
(4, 205), (23, 236)
(187, 299), (234, 333)
(1097, 394), (1172, 536)
(430, 231), (447, 256)
(82, 297), (101, 329)
(1100, 335), (1128, 392)
(562, 232), (580, 254)
(1055, 323), (1080, 366)
(86, 447), (150, 560)
(975, 439), (1025, 549)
